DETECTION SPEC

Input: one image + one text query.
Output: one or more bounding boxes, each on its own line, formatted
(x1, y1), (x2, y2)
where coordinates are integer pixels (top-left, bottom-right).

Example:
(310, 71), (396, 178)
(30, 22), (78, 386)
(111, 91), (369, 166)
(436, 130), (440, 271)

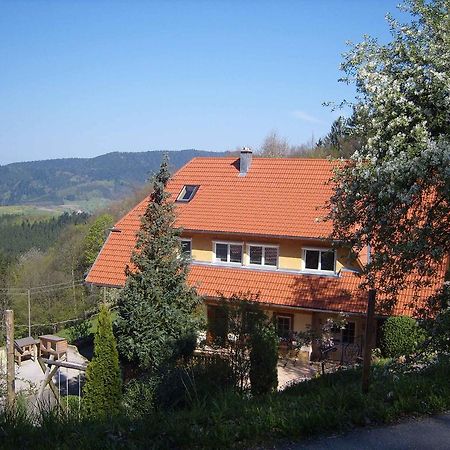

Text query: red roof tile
(142, 157), (335, 238)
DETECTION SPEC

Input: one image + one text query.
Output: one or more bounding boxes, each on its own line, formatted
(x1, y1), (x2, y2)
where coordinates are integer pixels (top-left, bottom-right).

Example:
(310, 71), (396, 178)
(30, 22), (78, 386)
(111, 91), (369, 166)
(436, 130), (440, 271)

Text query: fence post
(5, 309), (15, 407)
(28, 289), (31, 337)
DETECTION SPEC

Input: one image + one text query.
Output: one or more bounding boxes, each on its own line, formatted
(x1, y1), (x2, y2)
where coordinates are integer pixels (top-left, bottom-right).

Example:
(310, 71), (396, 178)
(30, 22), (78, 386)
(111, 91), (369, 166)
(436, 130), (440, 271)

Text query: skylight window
(177, 185), (199, 202)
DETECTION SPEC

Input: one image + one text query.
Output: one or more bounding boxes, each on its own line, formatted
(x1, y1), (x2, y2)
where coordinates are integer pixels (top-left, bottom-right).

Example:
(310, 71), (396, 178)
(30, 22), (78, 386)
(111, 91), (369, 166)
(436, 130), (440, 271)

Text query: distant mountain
(0, 150), (227, 208)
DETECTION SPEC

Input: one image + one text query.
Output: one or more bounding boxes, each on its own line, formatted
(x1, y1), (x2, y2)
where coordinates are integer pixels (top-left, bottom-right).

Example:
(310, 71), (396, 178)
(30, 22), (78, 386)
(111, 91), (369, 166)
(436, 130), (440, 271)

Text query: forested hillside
(0, 212), (89, 258)
(0, 150), (226, 207)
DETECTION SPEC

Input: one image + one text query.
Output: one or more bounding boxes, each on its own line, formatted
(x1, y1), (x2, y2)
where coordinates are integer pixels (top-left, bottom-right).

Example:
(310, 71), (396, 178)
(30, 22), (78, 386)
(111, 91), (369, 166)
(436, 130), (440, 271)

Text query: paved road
(283, 414), (450, 449)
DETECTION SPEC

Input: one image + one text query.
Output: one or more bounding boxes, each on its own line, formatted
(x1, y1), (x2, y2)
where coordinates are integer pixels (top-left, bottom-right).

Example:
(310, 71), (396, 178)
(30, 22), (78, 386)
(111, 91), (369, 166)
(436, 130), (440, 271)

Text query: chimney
(239, 147), (252, 176)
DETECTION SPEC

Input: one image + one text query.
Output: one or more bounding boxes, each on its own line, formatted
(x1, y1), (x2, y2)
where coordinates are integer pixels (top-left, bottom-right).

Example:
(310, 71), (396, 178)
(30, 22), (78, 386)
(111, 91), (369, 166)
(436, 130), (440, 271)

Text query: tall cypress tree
(83, 304), (122, 418)
(115, 156), (201, 372)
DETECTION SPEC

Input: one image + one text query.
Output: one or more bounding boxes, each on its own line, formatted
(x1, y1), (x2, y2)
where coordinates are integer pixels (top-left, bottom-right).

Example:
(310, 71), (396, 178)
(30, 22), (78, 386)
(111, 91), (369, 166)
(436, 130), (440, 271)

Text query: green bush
(381, 316), (424, 358)
(155, 357), (235, 410)
(123, 374), (161, 418)
(83, 305), (122, 418)
(68, 319), (91, 344)
(250, 324), (278, 395)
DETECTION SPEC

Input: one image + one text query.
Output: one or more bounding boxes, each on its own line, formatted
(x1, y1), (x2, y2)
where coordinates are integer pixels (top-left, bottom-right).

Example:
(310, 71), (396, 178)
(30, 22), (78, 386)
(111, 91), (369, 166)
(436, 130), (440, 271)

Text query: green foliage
(82, 213), (113, 268)
(115, 156), (202, 372)
(250, 323), (279, 396)
(155, 356), (235, 411)
(0, 212), (89, 259)
(67, 319), (91, 344)
(2, 358), (450, 449)
(83, 305), (122, 419)
(123, 374), (161, 418)
(381, 316), (424, 358)
(316, 116), (361, 158)
(211, 295), (275, 393)
(329, 0), (450, 311)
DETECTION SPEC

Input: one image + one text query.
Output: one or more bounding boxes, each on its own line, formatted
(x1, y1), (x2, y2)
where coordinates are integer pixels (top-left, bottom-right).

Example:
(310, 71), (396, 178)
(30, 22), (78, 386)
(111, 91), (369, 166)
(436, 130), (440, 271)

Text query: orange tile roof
(85, 156), (445, 316)
(166, 157), (334, 238)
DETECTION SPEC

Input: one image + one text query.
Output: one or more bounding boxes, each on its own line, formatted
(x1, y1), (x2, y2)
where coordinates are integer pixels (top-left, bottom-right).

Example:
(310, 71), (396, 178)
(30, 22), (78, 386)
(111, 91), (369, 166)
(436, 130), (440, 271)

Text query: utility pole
(27, 289), (31, 337)
(362, 289), (376, 393)
(72, 267), (77, 313)
(362, 243), (376, 393)
(5, 309), (15, 408)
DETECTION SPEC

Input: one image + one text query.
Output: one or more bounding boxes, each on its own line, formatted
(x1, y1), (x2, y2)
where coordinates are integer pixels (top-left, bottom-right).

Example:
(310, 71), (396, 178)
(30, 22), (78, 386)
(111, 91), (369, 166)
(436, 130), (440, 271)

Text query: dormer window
(177, 185), (199, 202)
(303, 248), (336, 273)
(213, 241), (243, 264)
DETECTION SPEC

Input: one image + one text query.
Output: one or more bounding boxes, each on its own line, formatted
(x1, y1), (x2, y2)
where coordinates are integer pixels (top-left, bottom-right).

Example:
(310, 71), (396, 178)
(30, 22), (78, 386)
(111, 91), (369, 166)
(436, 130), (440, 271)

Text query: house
(86, 149), (444, 361)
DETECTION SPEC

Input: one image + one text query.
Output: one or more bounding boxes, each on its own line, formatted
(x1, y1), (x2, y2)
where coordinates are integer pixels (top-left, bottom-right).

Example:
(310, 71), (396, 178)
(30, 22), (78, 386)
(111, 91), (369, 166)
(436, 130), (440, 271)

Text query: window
(249, 245), (278, 267)
(180, 239), (192, 258)
(276, 314), (293, 339)
(214, 242), (243, 264)
(342, 322), (355, 344)
(176, 185), (199, 202)
(207, 305), (228, 345)
(303, 248), (336, 272)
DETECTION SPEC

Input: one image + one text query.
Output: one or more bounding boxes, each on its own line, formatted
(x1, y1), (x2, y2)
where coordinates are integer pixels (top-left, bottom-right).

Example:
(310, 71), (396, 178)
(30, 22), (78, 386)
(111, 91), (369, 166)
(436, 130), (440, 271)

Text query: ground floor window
(341, 322), (356, 344)
(206, 305), (228, 344)
(275, 314), (293, 339)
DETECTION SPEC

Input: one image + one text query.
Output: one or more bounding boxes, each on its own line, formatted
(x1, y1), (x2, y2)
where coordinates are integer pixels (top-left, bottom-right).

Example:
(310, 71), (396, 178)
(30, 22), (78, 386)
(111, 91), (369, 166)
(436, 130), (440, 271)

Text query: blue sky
(0, 1), (405, 165)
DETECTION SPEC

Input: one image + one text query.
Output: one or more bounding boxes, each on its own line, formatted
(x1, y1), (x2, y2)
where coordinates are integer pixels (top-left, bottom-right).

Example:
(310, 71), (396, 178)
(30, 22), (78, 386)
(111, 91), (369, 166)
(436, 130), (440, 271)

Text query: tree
(250, 323), (278, 396)
(260, 131), (291, 157)
(329, 0), (450, 312)
(115, 156), (202, 373)
(83, 304), (122, 418)
(82, 214), (113, 269)
(316, 116), (361, 158)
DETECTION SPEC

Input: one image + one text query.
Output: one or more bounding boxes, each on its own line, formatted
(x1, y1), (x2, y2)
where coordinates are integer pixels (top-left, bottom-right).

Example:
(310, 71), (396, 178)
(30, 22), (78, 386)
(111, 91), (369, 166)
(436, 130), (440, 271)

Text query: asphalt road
(282, 414), (450, 449)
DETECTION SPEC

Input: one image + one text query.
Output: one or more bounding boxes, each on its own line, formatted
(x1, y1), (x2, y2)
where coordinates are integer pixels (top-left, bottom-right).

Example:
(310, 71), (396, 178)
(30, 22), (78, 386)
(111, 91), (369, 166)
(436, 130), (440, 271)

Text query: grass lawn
(0, 205), (63, 220)
(1, 358), (450, 449)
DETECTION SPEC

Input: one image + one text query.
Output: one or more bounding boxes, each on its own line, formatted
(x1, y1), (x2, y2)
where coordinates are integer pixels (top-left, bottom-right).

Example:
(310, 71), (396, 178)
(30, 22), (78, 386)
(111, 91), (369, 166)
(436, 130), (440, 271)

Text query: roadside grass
(1, 359), (450, 449)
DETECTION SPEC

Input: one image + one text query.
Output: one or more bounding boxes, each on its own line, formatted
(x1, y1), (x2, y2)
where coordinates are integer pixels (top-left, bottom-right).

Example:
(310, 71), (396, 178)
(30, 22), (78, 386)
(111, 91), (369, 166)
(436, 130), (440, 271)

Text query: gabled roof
(162, 157), (335, 238)
(87, 156), (336, 288)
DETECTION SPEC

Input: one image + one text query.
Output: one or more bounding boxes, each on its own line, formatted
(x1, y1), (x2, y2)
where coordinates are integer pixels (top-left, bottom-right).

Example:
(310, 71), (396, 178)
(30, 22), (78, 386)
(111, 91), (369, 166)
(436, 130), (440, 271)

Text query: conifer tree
(115, 156), (201, 372)
(83, 304), (122, 418)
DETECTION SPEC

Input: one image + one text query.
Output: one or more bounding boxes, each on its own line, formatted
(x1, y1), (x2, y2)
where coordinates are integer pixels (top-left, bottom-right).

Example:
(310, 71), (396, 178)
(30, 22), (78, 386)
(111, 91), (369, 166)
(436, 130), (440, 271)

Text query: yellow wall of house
(279, 240), (302, 270)
(183, 232), (357, 273)
(190, 234), (214, 262)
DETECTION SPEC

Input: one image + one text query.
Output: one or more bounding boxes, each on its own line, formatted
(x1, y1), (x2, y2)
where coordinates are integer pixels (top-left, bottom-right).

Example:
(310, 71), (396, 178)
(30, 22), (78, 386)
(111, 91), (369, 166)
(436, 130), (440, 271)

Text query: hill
(0, 150), (226, 209)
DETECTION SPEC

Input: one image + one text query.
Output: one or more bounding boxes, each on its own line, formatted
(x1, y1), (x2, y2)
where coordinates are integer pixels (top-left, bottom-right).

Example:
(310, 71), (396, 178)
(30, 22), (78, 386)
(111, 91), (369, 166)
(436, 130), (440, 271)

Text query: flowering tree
(329, 0), (450, 312)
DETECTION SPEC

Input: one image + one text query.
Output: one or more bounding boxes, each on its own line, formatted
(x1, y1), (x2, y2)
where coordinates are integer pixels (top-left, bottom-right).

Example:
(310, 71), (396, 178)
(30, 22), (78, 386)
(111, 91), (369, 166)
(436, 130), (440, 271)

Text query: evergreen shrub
(250, 324), (279, 395)
(83, 305), (122, 418)
(381, 316), (424, 358)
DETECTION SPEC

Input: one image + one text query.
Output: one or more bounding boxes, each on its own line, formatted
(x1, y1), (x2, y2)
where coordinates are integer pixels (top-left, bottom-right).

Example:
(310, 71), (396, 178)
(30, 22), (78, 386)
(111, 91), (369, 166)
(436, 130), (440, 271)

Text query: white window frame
(247, 243), (279, 269)
(213, 241), (244, 265)
(302, 247), (336, 273)
(179, 238), (192, 259)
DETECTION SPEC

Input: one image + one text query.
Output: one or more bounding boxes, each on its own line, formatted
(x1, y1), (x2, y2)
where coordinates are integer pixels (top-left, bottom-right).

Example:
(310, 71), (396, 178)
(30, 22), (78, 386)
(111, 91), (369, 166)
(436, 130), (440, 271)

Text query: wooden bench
(14, 337), (40, 366)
